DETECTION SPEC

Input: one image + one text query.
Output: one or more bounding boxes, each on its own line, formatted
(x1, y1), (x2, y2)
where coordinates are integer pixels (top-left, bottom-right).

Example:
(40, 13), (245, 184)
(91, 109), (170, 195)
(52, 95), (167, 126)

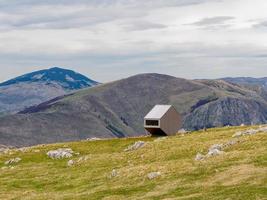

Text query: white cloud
(0, 0), (267, 82)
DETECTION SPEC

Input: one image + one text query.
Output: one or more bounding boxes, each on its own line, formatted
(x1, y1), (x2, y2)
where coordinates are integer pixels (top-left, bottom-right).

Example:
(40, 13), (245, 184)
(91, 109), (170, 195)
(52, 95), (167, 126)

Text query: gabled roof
(144, 105), (172, 119)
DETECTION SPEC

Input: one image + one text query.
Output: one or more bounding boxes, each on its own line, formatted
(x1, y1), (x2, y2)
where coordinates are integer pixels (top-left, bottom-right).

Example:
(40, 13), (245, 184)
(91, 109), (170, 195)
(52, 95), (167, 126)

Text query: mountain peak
(0, 67), (99, 90)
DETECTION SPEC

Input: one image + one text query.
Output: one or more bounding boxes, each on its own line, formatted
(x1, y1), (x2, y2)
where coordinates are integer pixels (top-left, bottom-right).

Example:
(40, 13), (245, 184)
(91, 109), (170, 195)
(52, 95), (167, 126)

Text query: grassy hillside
(0, 126), (267, 200)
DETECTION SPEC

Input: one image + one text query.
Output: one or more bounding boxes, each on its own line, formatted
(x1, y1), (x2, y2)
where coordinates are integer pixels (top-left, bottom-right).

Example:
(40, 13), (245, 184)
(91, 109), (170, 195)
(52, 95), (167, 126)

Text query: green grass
(0, 126), (266, 200)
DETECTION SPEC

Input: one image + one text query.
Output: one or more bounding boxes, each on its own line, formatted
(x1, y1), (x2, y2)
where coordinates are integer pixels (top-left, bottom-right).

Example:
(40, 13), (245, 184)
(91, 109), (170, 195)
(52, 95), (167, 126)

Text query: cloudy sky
(1, 0), (267, 82)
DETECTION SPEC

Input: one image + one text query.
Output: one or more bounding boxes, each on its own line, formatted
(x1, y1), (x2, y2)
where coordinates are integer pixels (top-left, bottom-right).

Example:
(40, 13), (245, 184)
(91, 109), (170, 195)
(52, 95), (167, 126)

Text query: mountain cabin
(144, 105), (182, 136)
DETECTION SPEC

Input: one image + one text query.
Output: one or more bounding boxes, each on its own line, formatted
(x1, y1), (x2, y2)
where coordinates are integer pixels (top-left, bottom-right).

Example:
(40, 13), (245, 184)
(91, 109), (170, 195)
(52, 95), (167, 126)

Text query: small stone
(224, 139), (238, 147)
(77, 156), (89, 163)
(124, 141), (146, 152)
(207, 149), (224, 157)
(232, 131), (243, 138)
(4, 157), (21, 165)
(208, 144), (223, 152)
(67, 160), (74, 167)
(0, 148), (9, 154)
(258, 127), (267, 133)
(86, 137), (101, 141)
(195, 153), (205, 161)
(178, 129), (189, 134)
(147, 172), (161, 180)
(111, 169), (118, 177)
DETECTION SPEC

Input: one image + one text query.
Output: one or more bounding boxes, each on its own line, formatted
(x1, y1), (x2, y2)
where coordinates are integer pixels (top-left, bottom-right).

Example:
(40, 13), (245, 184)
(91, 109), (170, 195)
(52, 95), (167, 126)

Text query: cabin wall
(160, 107), (182, 136)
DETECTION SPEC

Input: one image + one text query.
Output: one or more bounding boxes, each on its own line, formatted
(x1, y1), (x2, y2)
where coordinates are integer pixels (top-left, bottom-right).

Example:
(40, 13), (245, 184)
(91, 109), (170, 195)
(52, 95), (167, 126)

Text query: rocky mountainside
(0, 67), (98, 115)
(222, 77), (267, 90)
(1, 73), (267, 147)
(221, 77), (267, 102)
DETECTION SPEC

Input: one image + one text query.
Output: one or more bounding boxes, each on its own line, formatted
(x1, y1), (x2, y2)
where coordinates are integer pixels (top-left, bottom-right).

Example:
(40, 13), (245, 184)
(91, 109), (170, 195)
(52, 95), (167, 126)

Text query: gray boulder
(47, 148), (74, 159)
(147, 172), (161, 180)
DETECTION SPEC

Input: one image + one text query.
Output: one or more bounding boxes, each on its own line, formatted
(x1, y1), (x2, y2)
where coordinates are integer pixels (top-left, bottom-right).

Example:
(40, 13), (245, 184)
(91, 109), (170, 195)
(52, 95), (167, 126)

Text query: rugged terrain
(0, 126), (266, 199)
(1, 73), (267, 147)
(0, 67), (98, 115)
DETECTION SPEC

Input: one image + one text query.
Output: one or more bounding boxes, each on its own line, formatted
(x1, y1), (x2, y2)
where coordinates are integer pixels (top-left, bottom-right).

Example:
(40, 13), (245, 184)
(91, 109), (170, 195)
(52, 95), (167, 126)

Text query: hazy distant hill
(0, 67), (98, 115)
(222, 77), (267, 90)
(1, 73), (267, 147)
(221, 77), (267, 102)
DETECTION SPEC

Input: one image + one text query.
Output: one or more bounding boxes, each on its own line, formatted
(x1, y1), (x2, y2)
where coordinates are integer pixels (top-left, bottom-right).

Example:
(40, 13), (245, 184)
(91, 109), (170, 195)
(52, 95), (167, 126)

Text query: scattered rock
(0, 148), (9, 154)
(195, 153), (205, 161)
(67, 160), (74, 167)
(246, 129), (259, 135)
(207, 148), (224, 157)
(86, 137), (101, 141)
(147, 172), (161, 180)
(124, 141), (146, 152)
(232, 129), (259, 138)
(47, 148), (74, 159)
(223, 139), (239, 148)
(111, 169), (118, 177)
(258, 126), (267, 133)
(232, 131), (243, 138)
(4, 157), (21, 165)
(178, 129), (190, 134)
(17, 147), (30, 153)
(77, 156), (89, 163)
(208, 144), (223, 152)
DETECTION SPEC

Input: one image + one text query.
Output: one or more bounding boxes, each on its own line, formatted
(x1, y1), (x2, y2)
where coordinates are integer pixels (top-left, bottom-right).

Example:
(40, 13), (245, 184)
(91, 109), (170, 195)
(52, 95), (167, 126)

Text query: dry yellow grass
(0, 125), (266, 200)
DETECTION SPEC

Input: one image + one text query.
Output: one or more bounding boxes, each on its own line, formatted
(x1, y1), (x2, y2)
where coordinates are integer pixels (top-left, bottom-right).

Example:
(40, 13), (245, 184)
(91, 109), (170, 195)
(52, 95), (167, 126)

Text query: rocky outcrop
(47, 148), (74, 159)
(184, 97), (267, 130)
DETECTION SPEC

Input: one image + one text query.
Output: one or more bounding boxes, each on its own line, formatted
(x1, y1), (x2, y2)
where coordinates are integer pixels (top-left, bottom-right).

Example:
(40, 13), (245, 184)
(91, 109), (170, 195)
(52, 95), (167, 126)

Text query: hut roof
(144, 105), (172, 119)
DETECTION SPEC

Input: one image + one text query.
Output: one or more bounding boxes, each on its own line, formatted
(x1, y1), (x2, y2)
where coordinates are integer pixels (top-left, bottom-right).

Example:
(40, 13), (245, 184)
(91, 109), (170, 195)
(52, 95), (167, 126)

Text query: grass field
(0, 126), (267, 200)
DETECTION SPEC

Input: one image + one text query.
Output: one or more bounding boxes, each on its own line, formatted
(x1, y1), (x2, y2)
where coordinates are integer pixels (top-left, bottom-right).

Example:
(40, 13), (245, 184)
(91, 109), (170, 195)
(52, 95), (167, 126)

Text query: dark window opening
(145, 120), (159, 126)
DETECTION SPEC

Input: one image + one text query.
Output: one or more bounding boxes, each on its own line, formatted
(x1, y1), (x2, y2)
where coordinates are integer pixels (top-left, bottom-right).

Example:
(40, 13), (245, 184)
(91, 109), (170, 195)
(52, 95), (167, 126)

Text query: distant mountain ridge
(1, 73), (267, 147)
(0, 67), (98, 115)
(0, 67), (98, 89)
(222, 77), (267, 90)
